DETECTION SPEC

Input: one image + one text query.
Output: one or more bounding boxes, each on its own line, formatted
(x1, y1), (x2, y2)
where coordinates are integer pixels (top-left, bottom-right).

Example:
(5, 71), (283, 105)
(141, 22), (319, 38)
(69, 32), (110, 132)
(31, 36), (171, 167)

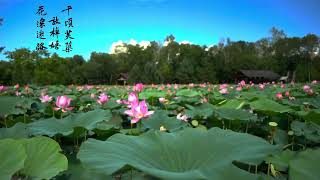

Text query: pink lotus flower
(303, 85), (310, 92)
(54, 96), (73, 112)
(189, 83), (195, 88)
(276, 93), (283, 100)
(40, 95), (52, 103)
(281, 84), (285, 88)
(239, 80), (246, 87)
(236, 86), (242, 91)
(14, 84), (20, 89)
(159, 85), (165, 90)
(116, 99), (123, 104)
(124, 100), (154, 124)
(97, 93), (108, 104)
(219, 88), (228, 94)
(199, 83), (206, 88)
(85, 85), (94, 90)
(303, 85), (313, 95)
(174, 84), (179, 90)
(15, 91), (21, 96)
(177, 113), (188, 122)
(133, 83), (144, 92)
(219, 84), (228, 90)
(312, 80), (317, 84)
(166, 84), (171, 88)
(128, 92), (139, 105)
(0, 85), (7, 92)
(285, 91), (290, 97)
(259, 84), (265, 90)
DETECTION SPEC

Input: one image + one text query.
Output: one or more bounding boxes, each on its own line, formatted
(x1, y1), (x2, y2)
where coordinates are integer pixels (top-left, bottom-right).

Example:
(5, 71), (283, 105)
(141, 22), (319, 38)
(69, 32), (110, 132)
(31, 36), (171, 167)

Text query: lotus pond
(0, 82), (319, 180)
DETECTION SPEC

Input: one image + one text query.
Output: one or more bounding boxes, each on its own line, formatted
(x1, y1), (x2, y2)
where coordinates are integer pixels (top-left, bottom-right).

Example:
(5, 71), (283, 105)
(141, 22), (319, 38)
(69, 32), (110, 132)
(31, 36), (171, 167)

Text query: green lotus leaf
(0, 96), (25, 116)
(78, 128), (278, 180)
(289, 148), (320, 180)
(291, 121), (320, 143)
(176, 89), (201, 97)
(142, 110), (188, 132)
(19, 136), (68, 179)
(185, 103), (214, 119)
(0, 122), (29, 139)
(28, 109), (112, 137)
(295, 110), (320, 125)
(217, 99), (246, 109)
(62, 159), (113, 180)
(213, 108), (258, 121)
(0, 139), (27, 180)
(249, 98), (292, 114)
(139, 90), (167, 99)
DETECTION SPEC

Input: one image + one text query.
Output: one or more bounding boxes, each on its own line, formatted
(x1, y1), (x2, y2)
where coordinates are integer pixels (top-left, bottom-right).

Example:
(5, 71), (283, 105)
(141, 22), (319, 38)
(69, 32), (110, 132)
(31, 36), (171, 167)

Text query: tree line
(0, 27), (319, 85)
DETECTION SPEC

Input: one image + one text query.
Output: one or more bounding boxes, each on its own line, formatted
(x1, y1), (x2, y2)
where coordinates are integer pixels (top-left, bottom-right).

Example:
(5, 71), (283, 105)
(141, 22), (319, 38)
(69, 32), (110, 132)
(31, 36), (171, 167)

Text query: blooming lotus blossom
(303, 85), (313, 95)
(128, 92), (139, 105)
(239, 80), (246, 86)
(174, 84), (179, 90)
(97, 93), (108, 104)
(219, 84), (228, 90)
(219, 88), (228, 94)
(259, 84), (265, 90)
(276, 93), (283, 100)
(124, 100), (154, 124)
(281, 84), (285, 88)
(54, 96), (73, 112)
(0, 85), (7, 92)
(312, 80), (317, 84)
(133, 83), (144, 92)
(14, 84), (20, 89)
(177, 113), (188, 122)
(189, 83), (195, 88)
(40, 95), (52, 103)
(166, 84), (171, 88)
(303, 85), (310, 92)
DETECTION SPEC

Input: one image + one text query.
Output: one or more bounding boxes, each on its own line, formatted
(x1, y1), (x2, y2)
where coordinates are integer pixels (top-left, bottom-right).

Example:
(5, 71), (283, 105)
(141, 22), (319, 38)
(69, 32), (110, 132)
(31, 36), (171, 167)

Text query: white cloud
(179, 40), (192, 45)
(139, 40), (151, 49)
(109, 39), (151, 54)
(109, 40), (128, 54)
(205, 44), (214, 51)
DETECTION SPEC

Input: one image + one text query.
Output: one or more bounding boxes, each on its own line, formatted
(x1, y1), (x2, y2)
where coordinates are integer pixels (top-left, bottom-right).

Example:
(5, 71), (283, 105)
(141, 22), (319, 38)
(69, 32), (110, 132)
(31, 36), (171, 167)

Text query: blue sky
(0, 0), (319, 60)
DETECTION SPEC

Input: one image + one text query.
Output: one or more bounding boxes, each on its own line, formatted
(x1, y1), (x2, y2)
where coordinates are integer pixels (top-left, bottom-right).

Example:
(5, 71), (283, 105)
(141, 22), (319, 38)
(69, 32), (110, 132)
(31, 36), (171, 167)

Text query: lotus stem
(245, 122), (249, 133)
(255, 165), (258, 174)
(4, 117), (7, 128)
